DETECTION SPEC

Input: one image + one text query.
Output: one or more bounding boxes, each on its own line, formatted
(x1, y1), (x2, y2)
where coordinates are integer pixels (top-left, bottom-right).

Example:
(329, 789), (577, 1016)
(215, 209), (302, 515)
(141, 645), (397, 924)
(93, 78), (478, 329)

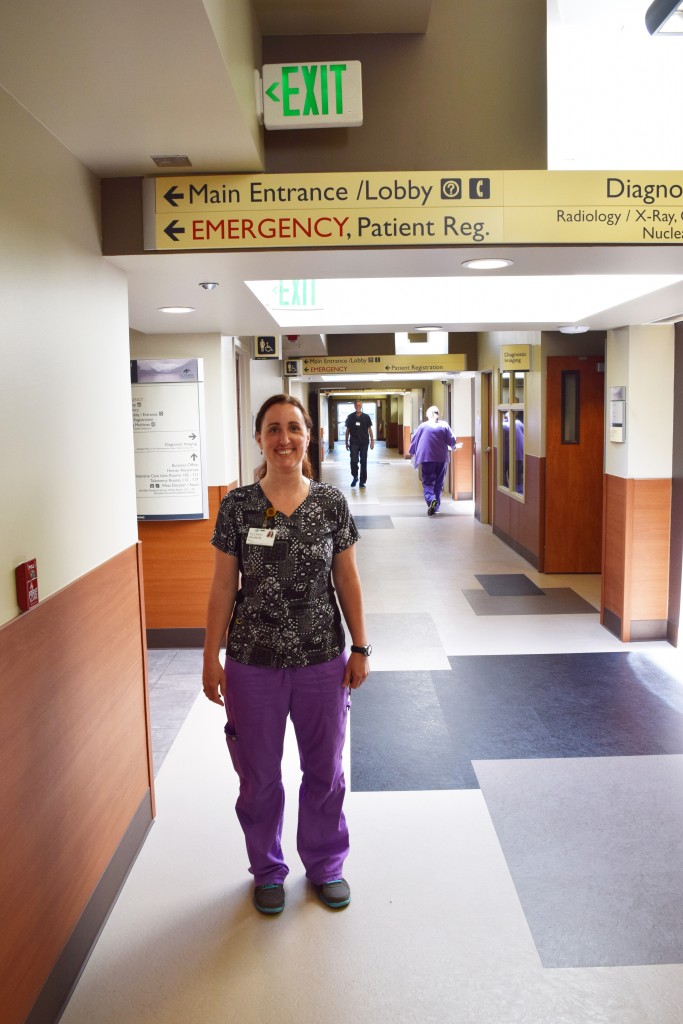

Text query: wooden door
(545, 355), (604, 572)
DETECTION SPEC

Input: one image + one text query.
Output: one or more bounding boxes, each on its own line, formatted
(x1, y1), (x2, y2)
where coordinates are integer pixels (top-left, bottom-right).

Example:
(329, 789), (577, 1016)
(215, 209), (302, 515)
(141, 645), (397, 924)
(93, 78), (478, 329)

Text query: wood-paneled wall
(602, 475), (672, 641)
(453, 436), (474, 499)
(0, 545), (151, 1024)
(137, 484), (234, 630)
(492, 453), (545, 569)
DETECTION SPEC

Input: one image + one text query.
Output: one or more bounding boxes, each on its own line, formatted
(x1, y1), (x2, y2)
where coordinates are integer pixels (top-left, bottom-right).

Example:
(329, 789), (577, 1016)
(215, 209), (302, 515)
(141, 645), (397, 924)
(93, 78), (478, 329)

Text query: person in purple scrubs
(202, 394), (371, 916)
(409, 406), (457, 516)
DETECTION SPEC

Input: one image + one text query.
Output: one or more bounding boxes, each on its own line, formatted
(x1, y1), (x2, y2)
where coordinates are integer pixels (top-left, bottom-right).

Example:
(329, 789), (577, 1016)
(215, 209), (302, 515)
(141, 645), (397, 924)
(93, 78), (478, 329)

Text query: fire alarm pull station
(16, 559), (39, 612)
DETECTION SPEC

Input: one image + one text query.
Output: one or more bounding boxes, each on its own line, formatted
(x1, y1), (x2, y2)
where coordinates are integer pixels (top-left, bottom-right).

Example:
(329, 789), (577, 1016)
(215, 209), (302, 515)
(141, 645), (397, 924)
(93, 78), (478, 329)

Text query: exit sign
(260, 61), (363, 130)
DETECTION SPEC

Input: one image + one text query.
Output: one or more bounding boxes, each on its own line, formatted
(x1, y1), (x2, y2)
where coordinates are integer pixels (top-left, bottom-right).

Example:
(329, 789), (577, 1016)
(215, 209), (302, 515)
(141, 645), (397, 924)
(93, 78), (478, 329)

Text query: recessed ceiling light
(414, 325), (442, 332)
(159, 306), (195, 314)
(462, 258), (514, 270)
(199, 281), (219, 290)
(557, 324), (590, 334)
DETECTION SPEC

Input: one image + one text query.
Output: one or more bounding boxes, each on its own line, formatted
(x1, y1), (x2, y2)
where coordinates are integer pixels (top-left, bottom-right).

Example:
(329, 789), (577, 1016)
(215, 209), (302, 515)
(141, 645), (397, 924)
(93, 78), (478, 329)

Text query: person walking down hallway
(203, 394), (371, 916)
(345, 400), (374, 488)
(409, 406), (457, 516)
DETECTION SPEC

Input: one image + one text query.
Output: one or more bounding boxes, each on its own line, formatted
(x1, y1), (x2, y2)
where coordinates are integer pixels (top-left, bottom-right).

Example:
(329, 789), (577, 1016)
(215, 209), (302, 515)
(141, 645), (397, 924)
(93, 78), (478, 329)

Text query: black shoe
(254, 883), (285, 914)
(427, 499), (437, 516)
(318, 878), (351, 909)
(359, 483), (366, 489)
(351, 477), (358, 486)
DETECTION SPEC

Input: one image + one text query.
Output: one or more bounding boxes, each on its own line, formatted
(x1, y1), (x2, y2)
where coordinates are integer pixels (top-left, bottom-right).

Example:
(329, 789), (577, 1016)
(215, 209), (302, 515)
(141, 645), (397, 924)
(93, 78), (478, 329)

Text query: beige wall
(262, 0), (547, 173)
(605, 326), (675, 480)
(0, 87), (137, 625)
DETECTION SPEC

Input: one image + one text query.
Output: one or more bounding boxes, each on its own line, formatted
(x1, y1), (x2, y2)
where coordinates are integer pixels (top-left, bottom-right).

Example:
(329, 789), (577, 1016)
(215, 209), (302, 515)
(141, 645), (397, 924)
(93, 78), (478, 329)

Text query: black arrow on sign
(164, 220), (185, 242)
(189, 433), (197, 440)
(164, 185), (184, 207)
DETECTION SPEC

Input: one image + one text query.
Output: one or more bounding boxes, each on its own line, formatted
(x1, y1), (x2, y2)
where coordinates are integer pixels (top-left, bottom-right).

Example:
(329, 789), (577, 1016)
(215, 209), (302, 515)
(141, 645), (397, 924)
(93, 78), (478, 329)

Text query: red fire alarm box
(16, 559), (39, 612)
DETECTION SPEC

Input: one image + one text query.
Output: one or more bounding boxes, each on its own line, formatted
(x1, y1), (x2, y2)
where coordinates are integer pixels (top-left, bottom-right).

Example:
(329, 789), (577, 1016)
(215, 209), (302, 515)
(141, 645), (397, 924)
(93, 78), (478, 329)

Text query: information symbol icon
(441, 178), (462, 200)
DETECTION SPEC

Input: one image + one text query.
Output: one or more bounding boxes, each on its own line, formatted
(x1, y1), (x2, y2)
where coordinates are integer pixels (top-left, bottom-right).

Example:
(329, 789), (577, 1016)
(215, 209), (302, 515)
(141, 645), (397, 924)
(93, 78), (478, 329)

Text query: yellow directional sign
(298, 354), (466, 375)
(143, 170), (683, 252)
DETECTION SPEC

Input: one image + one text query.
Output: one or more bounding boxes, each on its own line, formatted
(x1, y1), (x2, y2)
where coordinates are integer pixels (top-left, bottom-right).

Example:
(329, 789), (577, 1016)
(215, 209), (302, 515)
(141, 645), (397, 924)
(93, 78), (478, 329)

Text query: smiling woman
(201, 392), (371, 914)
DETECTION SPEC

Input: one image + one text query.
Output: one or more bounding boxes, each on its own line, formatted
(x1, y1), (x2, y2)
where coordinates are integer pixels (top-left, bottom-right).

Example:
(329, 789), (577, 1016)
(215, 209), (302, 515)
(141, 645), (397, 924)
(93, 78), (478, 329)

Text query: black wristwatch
(350, 643), (372, 656)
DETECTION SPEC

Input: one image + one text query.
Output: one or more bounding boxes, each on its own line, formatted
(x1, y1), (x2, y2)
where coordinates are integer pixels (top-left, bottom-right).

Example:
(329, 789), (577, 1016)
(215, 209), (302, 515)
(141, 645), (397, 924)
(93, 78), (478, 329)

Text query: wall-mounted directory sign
(143, 170), (683, 252)
(131, 358), (208, 521)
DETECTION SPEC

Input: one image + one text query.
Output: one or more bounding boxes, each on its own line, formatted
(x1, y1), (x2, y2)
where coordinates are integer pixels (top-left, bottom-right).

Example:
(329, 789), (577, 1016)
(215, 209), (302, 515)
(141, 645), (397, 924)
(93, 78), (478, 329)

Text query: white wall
(0, 87), (137, 625)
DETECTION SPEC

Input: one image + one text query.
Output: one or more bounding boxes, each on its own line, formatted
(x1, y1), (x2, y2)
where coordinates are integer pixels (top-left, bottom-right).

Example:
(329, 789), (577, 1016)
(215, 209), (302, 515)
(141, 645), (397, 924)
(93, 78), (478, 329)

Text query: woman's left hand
(343, 651), (370, 690)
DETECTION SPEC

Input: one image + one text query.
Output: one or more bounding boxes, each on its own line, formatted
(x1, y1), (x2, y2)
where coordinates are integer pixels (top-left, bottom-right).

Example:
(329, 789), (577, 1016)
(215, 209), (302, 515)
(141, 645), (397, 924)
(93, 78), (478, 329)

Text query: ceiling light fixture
(158, 306), (195, 314)
(199, 281), (219, 290)
(557, 324), (590, 334)
(645, 0), (683, 34)
(462, 258), (514, 270)
(413, 325), (442, 332)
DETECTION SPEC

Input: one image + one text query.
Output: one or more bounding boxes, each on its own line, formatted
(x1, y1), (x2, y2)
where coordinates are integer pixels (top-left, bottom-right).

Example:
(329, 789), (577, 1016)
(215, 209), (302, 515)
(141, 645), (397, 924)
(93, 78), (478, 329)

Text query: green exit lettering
(272, 64), (347, 117)
(276, 280), (317, 306)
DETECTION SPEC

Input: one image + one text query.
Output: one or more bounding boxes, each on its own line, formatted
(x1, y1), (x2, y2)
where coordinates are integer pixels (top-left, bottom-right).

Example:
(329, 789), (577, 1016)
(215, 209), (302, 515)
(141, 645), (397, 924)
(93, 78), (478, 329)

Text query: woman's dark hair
(254, 393), (314, 480)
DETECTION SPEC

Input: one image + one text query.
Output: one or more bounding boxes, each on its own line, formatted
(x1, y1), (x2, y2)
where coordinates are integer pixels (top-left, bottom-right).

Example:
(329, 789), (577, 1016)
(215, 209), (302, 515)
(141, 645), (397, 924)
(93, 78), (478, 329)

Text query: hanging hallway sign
(143, 170), (683, 252)
(297, 354), (466, 375)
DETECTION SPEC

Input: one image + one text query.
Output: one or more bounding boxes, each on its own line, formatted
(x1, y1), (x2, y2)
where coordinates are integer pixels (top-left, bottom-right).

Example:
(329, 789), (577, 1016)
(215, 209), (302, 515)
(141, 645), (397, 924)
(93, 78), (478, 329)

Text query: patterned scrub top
(210, 480), (360, 668)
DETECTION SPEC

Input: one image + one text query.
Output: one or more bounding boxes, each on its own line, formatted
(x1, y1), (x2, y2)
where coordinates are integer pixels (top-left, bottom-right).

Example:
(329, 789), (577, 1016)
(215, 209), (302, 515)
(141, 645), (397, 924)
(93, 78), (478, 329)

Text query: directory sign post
(131, 358), (209, 520)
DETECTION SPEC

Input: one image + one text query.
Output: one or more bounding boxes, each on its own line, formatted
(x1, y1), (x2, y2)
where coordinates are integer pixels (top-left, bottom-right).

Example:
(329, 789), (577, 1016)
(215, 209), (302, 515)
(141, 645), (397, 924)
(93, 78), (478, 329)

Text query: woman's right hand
(202, 657), (226, 706)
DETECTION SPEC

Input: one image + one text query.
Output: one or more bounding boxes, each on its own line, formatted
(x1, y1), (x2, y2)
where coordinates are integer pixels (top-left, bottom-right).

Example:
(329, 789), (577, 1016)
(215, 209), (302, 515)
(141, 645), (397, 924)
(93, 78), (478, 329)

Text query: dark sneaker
(359, 483), (366, 489)
(351, 477), (358, 486)
(318, 878), (351, 909)
(427, 499), (437, 516)
(254, 883), (285, 914)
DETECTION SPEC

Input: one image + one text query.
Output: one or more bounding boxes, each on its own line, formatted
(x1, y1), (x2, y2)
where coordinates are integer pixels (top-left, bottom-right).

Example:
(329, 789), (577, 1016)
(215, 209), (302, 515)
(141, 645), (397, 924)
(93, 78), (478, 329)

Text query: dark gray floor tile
(352, 516), (394, 529)
(462, 588), (597, 615)
(475, 573), (545, 596)
(350, 672), (471, 790)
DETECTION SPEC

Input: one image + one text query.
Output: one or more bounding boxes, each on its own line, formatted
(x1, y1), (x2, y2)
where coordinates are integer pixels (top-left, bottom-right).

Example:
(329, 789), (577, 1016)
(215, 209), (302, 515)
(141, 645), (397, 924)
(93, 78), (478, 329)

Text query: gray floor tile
(474, 755), (683, 968)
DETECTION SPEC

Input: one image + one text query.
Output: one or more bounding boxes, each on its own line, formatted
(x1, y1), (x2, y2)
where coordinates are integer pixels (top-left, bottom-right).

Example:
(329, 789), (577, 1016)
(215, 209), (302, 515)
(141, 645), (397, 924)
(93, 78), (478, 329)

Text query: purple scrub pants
(420, 460), (448, 510)
(223, 653), (350, 886)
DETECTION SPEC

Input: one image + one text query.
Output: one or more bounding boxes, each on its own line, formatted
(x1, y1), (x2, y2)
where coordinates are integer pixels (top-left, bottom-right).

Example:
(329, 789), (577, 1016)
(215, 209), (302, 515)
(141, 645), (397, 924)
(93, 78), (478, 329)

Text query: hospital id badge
(247, 527), (276, 547)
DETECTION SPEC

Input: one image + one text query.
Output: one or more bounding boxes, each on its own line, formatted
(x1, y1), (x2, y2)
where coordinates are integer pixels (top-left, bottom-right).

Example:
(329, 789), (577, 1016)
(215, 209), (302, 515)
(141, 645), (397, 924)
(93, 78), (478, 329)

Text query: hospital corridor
(59, 443), (683, 1024)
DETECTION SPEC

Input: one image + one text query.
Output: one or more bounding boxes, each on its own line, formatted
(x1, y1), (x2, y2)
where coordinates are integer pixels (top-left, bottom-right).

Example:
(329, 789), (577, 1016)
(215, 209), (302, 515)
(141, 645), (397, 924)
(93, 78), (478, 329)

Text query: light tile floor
(60, 441), (683, 1024)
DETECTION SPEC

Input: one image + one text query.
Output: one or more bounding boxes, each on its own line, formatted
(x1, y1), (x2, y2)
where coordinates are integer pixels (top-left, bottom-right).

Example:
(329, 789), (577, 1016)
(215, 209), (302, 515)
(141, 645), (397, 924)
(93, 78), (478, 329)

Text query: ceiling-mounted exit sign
(260, 61), (363, 130)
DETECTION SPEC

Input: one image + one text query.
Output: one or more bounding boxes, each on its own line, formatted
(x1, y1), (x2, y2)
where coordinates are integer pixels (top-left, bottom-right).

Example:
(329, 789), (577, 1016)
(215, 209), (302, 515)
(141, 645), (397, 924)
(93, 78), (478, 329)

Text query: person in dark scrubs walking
(344, 400), (374, 488)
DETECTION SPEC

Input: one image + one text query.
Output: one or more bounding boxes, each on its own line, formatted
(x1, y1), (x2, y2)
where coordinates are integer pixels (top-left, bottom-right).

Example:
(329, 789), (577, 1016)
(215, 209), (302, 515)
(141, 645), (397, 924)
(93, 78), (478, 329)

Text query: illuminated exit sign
(260, 61), (363, 130)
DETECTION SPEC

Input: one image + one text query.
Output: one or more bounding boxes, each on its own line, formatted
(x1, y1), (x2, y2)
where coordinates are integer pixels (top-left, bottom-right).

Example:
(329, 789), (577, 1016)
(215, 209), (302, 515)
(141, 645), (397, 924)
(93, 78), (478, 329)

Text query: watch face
(365, 643), (372, 656)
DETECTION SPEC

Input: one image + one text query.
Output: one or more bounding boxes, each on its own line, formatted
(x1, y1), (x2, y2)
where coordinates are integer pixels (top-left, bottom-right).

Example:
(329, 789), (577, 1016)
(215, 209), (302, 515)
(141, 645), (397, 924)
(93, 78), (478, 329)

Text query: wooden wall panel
(0, 546), (150, 1024)
(601, 475), (671, 640)
(138, 483), (234, 629)
(631, 478), (672, 620)
(492, 453), (543, 568)
(602, 475), (628, 627)
(453, 436), (474, 499)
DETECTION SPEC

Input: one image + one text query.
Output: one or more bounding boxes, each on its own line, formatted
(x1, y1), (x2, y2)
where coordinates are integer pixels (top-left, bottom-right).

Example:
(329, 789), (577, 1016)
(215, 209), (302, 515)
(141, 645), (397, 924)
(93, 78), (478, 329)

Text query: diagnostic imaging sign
(131, 358), (208, 520)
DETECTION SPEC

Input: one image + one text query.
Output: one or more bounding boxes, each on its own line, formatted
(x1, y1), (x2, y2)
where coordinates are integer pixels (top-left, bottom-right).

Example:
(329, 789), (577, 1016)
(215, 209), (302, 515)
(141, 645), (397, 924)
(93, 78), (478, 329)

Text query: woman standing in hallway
(202, 394), (371, 915)
(409, 406), (457, 515)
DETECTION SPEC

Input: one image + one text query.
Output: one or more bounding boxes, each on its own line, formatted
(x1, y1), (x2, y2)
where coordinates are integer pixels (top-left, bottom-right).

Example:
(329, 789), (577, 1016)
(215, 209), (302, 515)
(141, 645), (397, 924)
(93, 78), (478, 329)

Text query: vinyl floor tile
(474, 755), (683, 967)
